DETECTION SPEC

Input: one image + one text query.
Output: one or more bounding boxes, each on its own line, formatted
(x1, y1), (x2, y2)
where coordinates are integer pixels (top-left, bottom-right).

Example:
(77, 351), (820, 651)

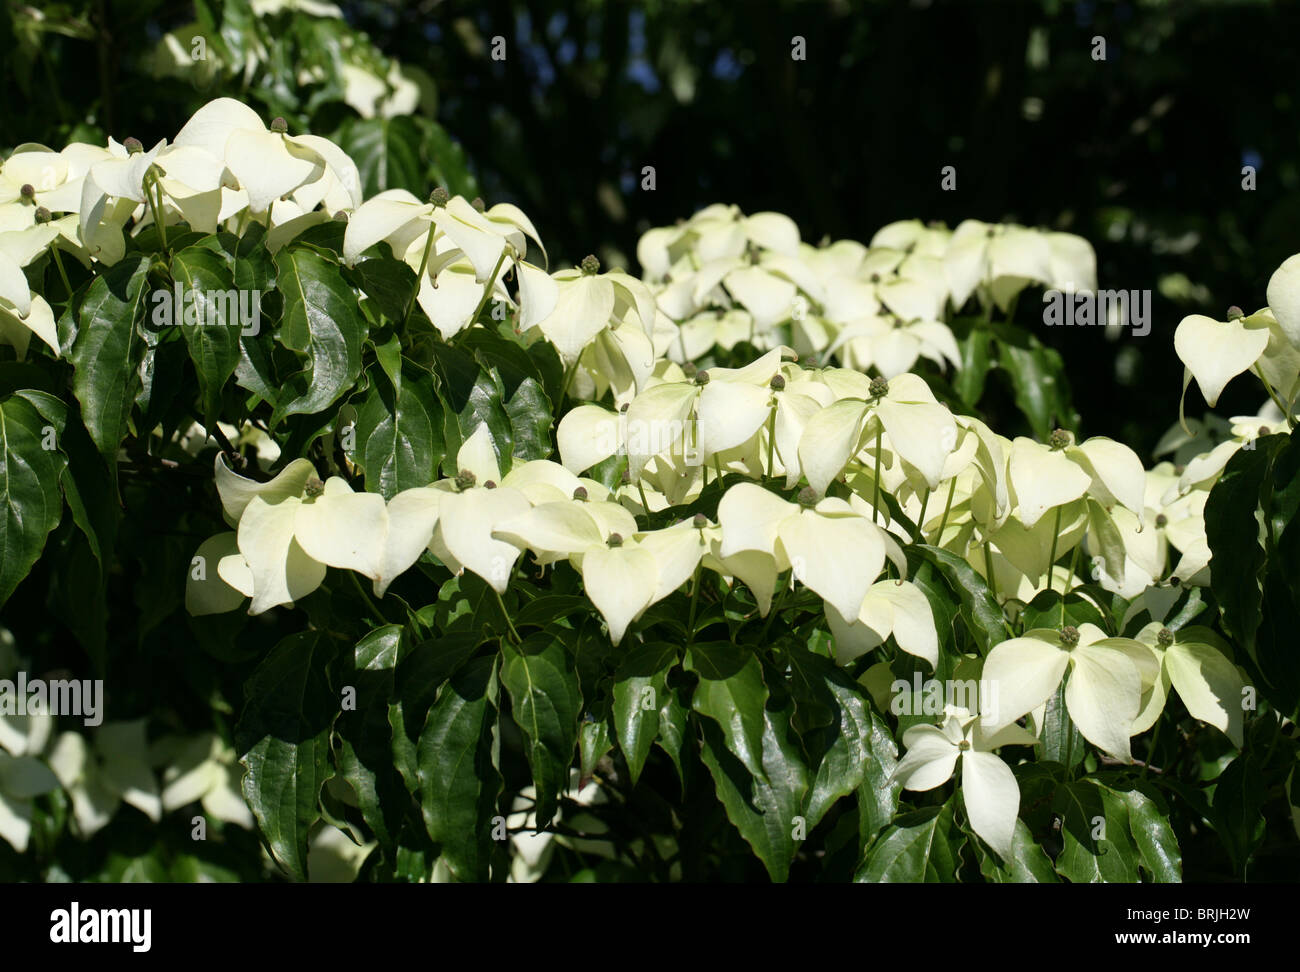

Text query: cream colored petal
(1065, 645), (1141, 762)
(435, 486), (530, 592)
(961, 750), (1021, 858)
(214, 454), (316, 524)
(236, 496), (327, 614)
(979, 636), (1070, 731)
(185, 532), (248, 615)
(1008, 437), (1091, 528)
(1173, 314), (1269, 407)
(581, 544), (658, 645)
(777, 508), (885, 622)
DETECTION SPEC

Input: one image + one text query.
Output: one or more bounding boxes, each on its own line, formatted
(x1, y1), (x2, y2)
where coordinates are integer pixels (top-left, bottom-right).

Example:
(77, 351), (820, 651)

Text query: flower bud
(304, 476), (325, 498)
(19, 184), (35, 200)
(692, 513), (708, 529)
(471, 197), (485, 212)
(694, 369), (710, 386)
(270, 117), (288, 134)
(33, 206), (51, 224)
(869, 376), (889, 398)
(454, 468), (477, 491)
(1226, 305), (1245, 321)
(607, 533), (624, 548)
(796, 486), (818, 507)
(1049, 428), (1071, 451)
(769, 373), (786, 392)
(1157, 627), (1174, 648)
(573, 486), (588, 501)
(580, 254), (601, 275)
(1059, 625), (1080, 648)
(1155, 513), (1168, 528)
(429, 187), (450, 208)
(123, 137), (143, 155)
(483, 480), (497, 489)
(333, 210), (349, 221)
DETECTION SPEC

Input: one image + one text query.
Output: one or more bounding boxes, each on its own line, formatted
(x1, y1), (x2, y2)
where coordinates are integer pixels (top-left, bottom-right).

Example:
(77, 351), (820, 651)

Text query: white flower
(892, 704), (1039, 858)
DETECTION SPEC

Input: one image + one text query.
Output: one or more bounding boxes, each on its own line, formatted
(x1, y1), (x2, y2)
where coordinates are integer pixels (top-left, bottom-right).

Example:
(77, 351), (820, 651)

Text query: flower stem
(493, 587), (521, 645)
(765, 404), (777, 480)
(469, 250), (508, 329)
(144, 171), (168, 251)
(49, 246), (73, 300)
(760, 573), (790, 639)
(931, 477), (957, 545)
(984, 539), (999, 602)
(348, 571), (384, 622)
(686, 561), (703, 646)
(403, 222), (438, 327)
(1063, 540), (1082, 605)
(636, 476), (650, 516)
(1252, 364), (1295, 430)
(1046, 505), (1063, 595)
(1141, 718), (1162, 780)
(912, 487), (931, 544)
(872, 424), (883, 524)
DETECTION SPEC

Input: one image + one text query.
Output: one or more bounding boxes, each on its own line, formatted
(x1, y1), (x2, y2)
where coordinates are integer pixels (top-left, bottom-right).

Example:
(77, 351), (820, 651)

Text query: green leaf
(911, 544), (1011, 653)
(612, 641), (676, 784)
(419, 117), (481, 199)
(697, 695), (810, 882)
(855, 800), (964, 882)
(1021, 588), (1106, 634)
(216, 223), (276, 294)
(236, 630), (340, 882)
(334, 625), (407, 853)
(504, 375), (553, 462)
(69, 254), (151, 473)
(972, 819), (1059, 882)
(684, 642), (771, 784)
(353, 360), (444, 498)
(655, 683), (691, 786)
(578, 714), (613, 780)
(337, 116), (425, 198)
(432, 572), (509, 640)
(0, 394), (68, 605)
(999, 338), (1078, 438)
(514, 595), (591, 630)
(347, 258), (417, 326)
(389, 631), (481, 794)
(170, 245), (243, 427)
(1210, 750), (1267, 877)
(1052, 779), (1140, 883)
(271, 246), (365, 424)
(788, 647), (898, 831)
(416, 654), (501, 882)
(952, 320), (993, 407)
(429, 343), (513, 475)
(1039, 680), (1085, 771)
(1205, 435), (1285, 660)
(500, 631), (582, 828)
(1112, 784), (1182, 882)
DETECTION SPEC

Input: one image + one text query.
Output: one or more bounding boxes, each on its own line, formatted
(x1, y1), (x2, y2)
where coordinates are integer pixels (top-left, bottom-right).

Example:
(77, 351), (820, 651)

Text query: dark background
(6, 0), (1299, 451)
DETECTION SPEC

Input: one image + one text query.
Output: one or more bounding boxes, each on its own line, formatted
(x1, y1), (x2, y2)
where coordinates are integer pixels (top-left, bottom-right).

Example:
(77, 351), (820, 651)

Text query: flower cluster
(637, 206), (1097, 375)
(10, 96), (1292, 869)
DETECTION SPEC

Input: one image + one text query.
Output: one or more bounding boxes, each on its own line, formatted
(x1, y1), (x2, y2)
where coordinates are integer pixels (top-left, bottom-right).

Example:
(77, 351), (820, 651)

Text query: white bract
(892, 704), (1039, 858)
